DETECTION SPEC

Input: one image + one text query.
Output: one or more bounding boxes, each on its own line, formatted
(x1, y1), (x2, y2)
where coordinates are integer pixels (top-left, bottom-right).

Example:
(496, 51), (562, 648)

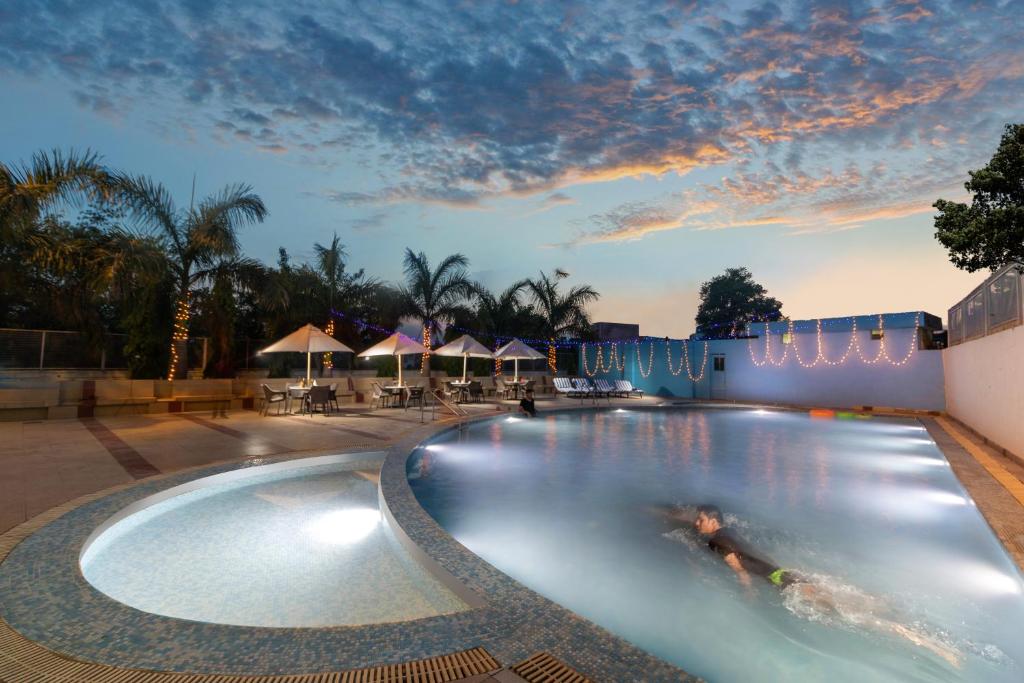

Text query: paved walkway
(0, 397), (647, 534)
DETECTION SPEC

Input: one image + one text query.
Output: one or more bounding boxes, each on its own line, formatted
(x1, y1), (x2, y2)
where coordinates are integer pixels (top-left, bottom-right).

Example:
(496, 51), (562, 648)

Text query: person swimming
(656, 503), (962, 667)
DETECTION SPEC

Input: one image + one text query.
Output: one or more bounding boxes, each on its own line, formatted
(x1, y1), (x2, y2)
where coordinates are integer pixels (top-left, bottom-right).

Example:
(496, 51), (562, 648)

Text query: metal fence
(0, 330), (280, 372)
(0, 329), (130, 369)
(947, 263), (1023, 345)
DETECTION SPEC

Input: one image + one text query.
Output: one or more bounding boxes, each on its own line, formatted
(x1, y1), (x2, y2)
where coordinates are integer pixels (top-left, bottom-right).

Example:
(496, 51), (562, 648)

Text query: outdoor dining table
(286, 384), (310, 414)
(383, 384), (409, 407)
(504, 380), (528, 399)
(449, 380), (471, 403)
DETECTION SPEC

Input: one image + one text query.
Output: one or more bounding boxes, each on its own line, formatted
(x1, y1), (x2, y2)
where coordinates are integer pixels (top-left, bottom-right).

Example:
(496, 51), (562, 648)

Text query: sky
(2, 0), (1022, 337)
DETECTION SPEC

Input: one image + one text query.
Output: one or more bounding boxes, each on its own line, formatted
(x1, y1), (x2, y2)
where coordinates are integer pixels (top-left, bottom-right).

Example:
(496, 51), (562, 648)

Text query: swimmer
(518, 389), (537, 417)
(664, 504), (961, 667)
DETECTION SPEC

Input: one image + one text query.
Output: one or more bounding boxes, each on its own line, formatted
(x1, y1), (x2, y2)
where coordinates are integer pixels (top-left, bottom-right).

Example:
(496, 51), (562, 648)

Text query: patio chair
(260, 384), (287, 415)
(442, 380), (459, 403)
(468, 380), (485, 403)
(406, 385), (425, 409)
(524, 379), (536, 394)
(494, 376), (510, 399)
(328, 383), (340, 412)
(305, 385), (332, 416)
(616, 379), (644, 398)
(371, 382), (392, 409)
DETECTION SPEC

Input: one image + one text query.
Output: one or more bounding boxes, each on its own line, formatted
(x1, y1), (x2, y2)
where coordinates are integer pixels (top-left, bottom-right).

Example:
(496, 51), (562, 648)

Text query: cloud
(0, 0), (1021, 211)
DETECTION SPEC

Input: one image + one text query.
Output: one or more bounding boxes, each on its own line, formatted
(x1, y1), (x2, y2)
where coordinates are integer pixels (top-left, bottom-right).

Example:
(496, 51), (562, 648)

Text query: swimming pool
(408, 408), (1024, 682)
(81, 454), (467, 627)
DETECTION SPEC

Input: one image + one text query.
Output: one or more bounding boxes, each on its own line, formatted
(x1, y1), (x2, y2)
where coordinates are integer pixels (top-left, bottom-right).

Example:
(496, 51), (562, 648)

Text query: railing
(0, 329), (129, 369)
(0, 329), (274, 372)
(947, 263), (1023, 345)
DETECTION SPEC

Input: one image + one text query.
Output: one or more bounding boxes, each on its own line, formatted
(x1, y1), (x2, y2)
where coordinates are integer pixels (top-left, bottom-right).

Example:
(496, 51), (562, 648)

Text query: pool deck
(1, 397), (1023, 682)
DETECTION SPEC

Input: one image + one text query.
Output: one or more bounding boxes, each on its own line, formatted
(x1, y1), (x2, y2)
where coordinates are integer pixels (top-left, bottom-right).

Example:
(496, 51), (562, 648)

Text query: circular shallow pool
(408, 408), (1024, 682)
(81, 455), (467, 627)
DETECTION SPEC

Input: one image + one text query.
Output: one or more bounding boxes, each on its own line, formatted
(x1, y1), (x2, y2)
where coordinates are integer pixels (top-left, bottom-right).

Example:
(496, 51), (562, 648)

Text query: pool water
(408, 409), (1024, 682)
(81, 456), (467, 627)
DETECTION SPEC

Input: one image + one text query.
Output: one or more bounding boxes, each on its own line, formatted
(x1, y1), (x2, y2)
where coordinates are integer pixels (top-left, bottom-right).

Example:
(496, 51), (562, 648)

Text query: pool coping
(1, 401), (1021, 682)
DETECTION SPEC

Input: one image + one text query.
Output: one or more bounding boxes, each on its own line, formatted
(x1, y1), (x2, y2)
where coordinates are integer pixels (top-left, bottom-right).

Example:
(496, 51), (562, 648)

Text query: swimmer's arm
(724, 552), (753, 588)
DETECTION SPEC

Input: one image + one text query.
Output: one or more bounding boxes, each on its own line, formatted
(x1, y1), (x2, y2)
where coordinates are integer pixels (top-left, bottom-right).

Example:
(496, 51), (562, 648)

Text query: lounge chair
(594, 378), (616, 397)
(552, 377), (576, 397)
(260, 384), (287, 415)
(615, 379), (644, 398)
(571, 377), (595, 397)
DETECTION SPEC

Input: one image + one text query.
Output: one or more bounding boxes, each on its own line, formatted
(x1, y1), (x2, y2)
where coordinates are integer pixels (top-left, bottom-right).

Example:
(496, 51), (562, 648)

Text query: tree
(469, 280), (530, 374)
(526, 269), (599, 373)
(695, 267), (782, 338)
(400, 249), (475, 372)
(0, 148), (111, 240)
(934, 123), (1024, 271)
(114, 176), (267, 379)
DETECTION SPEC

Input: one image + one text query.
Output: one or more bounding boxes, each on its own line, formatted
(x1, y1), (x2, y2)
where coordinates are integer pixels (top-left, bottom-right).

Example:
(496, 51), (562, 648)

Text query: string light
(494, 341), (503, 375)
(168, 292), (190, 381)
(683, 340), (709, 382)
(747, 314), (918, 368)
(323, 318), (335, 370)
(547, 338), (557, 373)
(421, 325), (431, 373)
(636, 341), (655, 378)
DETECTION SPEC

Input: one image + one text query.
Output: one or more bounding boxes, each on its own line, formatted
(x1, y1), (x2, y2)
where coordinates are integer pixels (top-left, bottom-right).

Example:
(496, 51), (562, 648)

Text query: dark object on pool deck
(512, 651), (594, 683)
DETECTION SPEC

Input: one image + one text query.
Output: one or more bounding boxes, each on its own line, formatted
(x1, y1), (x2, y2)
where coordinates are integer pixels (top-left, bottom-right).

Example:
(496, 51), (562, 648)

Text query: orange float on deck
(809, 408), (835, 419)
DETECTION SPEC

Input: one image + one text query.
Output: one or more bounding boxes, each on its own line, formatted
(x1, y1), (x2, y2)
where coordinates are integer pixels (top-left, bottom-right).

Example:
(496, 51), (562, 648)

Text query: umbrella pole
(397, 354), (403, 386)
(306, 351), (312, 384)
(462, 355), (468, 383)
(514, 358), (519, 383)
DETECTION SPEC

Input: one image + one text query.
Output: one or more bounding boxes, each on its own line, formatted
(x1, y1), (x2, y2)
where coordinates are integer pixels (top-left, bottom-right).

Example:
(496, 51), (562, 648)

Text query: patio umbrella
(358, 332), (428, 386)
(493, 338), (545, 383)
(432, 334), (494, 382)
(259, 324), (354, 384)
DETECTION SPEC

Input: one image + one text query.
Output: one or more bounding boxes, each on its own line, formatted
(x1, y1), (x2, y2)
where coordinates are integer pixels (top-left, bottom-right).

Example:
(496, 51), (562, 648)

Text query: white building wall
(943, 325), (1024, 458)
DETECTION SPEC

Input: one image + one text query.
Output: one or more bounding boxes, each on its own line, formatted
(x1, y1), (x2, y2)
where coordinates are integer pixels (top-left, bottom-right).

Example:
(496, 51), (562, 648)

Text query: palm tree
(400, 249), (475, 372)
(0, 148), (111, 239)
(115, 176), (267, 379)
(473, 280), (529, 374)
(526, 269), (599, 373)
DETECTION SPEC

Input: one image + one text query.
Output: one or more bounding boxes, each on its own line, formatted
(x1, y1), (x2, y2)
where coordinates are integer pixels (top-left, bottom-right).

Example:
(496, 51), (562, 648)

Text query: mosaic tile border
(8, 402), (1017, 682)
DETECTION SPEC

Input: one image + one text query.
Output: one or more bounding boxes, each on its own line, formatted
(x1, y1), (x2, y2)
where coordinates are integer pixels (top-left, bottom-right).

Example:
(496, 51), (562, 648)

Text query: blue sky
(2, 0), (1022, 337)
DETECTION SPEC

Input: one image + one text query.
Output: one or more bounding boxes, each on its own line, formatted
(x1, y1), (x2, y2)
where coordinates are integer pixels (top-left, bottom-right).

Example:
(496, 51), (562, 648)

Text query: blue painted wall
(579, 318), (945, 411)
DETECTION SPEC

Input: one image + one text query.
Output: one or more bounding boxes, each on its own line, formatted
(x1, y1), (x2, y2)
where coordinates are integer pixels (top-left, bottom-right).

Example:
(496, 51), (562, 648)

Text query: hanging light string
(747, 315), (918, 368)
(683, 340), (710, 382)
(636, 341), (655, 378)
(168, 291), (190, 381)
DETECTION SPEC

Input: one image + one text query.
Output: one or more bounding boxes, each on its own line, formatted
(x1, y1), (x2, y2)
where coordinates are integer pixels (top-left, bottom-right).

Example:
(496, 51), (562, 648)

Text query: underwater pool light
(505, 416), (521, 423)
(303, 508), (380, 545)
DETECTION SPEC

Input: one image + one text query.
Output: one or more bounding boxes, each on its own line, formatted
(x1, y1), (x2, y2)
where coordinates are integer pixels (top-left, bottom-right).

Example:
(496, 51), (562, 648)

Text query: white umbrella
(259, 324), (354, 384)
(359, 332), (428, 386)
(433, 334), (494, 382)
(493, 338), (545, 383)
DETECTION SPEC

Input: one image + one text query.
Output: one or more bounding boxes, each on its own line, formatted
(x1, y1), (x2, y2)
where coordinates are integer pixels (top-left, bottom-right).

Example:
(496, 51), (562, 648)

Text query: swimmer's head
(695, 504), (723, 535)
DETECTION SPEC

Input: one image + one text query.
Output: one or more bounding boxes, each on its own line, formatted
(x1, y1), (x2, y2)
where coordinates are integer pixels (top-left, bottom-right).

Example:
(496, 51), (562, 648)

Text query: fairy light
(747, 314), (918, 368)
(683, 340), (709, 382)
(636, 341), (655, 378)
(611, 343), (624, 372)
(548, 338), (557, 373)
(323, 318), (335, 370)
(168, 292), (190, 381)
(421, 325), (431, 374)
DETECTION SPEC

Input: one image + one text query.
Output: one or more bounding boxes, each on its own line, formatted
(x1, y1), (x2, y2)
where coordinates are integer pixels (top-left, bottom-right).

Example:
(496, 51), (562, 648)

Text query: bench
(0, 386), (60, 421)
(157, 379), (234, 413)
(93, 380), (156, 415)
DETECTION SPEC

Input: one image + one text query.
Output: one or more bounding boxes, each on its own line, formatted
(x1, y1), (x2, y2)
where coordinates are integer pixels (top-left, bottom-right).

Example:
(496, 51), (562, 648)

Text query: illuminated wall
(943, 325), (1024, 458)
(580, 314), (945, 412)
